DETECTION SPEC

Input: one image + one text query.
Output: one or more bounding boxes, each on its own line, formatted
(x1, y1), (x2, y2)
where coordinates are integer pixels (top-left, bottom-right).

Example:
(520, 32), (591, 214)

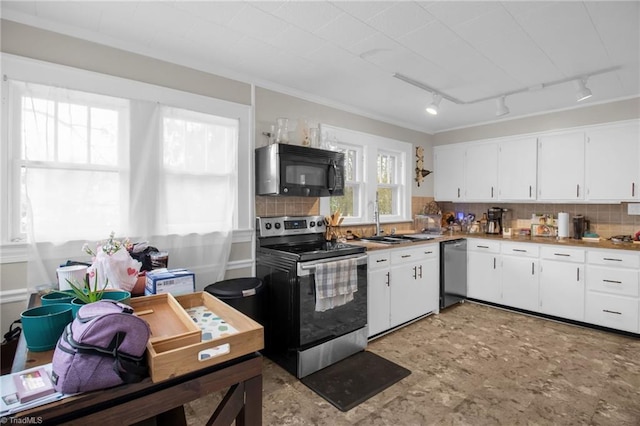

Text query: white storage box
(145, 268), (195, 296)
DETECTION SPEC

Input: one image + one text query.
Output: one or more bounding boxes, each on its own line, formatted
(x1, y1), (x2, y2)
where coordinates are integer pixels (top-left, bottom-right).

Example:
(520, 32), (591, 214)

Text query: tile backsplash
(439, 202), (640, 239)
(256, 197), (640, 239)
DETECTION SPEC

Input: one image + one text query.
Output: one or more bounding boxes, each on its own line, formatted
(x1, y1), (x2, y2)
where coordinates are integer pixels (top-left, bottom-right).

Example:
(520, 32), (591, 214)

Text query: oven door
(295, 254), (367, 348)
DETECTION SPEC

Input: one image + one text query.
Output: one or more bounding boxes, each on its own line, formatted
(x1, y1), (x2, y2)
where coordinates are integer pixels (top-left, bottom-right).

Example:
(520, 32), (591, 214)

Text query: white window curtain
(9, 79), (238, 292)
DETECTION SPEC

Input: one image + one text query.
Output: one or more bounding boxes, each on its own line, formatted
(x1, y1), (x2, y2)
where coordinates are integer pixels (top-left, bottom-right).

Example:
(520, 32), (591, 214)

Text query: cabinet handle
(425, 251), (433, 254)
(603, 279), (622, 284)
(531, 262), (535, 275)
(376, 259), (388, 263)
(477, 245), (489, 249)
(457, 188), (460, 198)
(513, 249), (527, 253)
(633, 182), (636, 197)
(554, 253), (570, 257)
(401, 254), (412, 258)
(386, 272), (390, 286)
(491, 187), (494, 198)
(576, 184), (580, 198)
(412, 266), (417, 280)
(603, 258), (623, 262)
(493, 257), (496, 269)
(529, 185), (532, 198)
(419, 265), (423, 279)
(603, 309), (622, 315)
(576, 267), (580, 281)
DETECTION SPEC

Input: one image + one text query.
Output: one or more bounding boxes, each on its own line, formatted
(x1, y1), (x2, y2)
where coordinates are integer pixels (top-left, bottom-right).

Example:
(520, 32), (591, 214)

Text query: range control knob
(274, 222), (281, 229)
(265, 223), (272, 230)
(310, 221), (316, 228)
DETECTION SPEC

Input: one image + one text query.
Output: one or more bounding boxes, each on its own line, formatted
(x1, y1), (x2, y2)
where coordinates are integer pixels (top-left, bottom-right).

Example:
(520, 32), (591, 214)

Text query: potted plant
(66, 270), (109, 304)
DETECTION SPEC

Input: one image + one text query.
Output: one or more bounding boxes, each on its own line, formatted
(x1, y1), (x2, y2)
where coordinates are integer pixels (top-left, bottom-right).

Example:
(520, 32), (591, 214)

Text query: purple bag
(51, 300), (150, 394)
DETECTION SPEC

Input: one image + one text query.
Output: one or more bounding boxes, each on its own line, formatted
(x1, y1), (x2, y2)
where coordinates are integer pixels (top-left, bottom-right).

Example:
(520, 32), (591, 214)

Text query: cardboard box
(145, 268), (195, 296)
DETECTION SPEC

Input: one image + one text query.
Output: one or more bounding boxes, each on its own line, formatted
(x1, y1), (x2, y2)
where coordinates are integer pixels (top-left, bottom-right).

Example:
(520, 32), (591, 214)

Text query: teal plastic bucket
(41, 290), (76, 306)
(20, 304), (73, 352)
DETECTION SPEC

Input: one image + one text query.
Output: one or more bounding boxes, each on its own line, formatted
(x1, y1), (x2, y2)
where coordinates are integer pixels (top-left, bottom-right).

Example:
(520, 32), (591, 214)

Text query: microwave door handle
(327, 161), (337, 191)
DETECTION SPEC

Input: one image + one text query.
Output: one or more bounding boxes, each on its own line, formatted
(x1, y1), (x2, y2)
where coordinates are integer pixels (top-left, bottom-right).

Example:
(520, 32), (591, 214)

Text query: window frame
(0, 53), (253, 247)
(319, 124), (411, 226)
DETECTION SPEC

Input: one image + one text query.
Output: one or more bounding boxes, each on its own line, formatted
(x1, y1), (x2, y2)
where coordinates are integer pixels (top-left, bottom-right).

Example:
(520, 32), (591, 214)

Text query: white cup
(56, 265), (88, 290)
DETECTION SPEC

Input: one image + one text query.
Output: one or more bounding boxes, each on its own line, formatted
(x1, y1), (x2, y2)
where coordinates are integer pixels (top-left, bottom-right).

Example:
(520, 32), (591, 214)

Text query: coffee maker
(487, 207), (503, 234)
(573, 215), (586, 240)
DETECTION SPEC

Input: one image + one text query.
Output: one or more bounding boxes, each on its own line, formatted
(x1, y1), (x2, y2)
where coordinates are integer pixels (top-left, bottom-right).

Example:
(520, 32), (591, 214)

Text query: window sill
(0, 242), (29, 264)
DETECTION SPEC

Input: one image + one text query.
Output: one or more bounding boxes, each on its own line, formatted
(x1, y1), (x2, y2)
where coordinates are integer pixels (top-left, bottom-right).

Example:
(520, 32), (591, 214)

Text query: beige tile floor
(185, 302), (640, 425)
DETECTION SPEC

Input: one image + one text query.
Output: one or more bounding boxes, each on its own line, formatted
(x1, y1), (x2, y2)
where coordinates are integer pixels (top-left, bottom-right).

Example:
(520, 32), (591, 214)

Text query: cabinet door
(498, 137), (537, 200)
(538, 132), (585, 200)
(465, 143), (498, 201)
(367, 266), (391, 337)
(367, 251), (391, 337)
(467, 251), (501, 303)
(434, 146), (465, 201)
(501, 256), (539, 312)
(539, 260), (585, 321)
(586, 122), (640, 201)
(389, 261), (428, 327)
(420, 255), (440, 315)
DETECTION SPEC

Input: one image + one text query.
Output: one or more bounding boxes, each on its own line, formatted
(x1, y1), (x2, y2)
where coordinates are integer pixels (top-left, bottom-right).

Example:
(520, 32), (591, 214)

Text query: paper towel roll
(558, 212), (570, 238)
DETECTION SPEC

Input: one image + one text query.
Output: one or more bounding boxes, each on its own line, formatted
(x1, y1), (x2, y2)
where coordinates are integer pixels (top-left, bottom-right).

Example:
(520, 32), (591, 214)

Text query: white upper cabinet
(537, 131), (585, 201)
(498, 137), (537, 201)
(434, 145), (465, 201)
(465, 143), (498, 201)
(585, 121), (640, 201)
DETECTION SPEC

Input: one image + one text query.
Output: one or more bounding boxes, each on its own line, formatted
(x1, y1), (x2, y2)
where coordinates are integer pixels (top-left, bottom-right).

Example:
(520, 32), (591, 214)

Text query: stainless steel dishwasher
(440, 239), (467, 309)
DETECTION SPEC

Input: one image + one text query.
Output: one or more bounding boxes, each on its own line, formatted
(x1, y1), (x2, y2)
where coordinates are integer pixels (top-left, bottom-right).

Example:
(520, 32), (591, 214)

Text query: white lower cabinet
(463, 239), (640, 334)
(367, 244), (439, 337)
(585, 250), (640, 333)
(539, 246), (585, 321)
(367, 250), (391, 337)
(467, 239), (501, 303)
(501, 243), (539, 312)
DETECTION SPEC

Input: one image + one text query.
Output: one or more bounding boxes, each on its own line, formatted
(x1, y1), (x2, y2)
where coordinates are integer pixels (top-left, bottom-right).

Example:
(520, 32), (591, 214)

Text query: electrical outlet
(628, 203), (640, 215)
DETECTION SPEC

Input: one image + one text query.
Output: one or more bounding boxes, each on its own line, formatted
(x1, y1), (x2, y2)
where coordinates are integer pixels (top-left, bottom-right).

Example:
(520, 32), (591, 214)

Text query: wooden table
(5, 294), (263, 426)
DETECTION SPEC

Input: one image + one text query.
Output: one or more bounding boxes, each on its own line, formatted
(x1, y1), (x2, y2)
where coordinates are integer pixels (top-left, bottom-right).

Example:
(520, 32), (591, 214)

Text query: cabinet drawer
(416, 244), (439, 260)
(467, 239), (500, 253)
(587, 266), (639, 297)
(501, 242), (539, 257)
(540, 245), (585, 262)
(368, 250), (391, 271)
(585, 292), (639, 333)
(391, 246), (427, 264)
(587, 250), (640, 269)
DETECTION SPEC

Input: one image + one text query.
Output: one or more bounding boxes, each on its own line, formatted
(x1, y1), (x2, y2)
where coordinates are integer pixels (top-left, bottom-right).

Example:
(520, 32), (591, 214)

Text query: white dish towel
(314, 258), (358, 312)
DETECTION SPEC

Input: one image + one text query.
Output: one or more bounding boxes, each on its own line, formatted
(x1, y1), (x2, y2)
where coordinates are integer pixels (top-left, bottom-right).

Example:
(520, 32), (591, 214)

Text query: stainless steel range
(256, 215), (368, 378)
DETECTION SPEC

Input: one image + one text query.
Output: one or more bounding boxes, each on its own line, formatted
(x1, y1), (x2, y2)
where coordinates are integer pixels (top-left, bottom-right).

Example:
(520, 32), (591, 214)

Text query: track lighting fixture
(495, 96), (510, 117)
(575, 78), (592, 102)
(426, 93), (442, 115)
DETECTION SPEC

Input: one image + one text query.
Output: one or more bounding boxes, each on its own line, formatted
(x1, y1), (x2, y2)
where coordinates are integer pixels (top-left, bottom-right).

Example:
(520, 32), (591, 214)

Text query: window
(11, 81), (129, 242)
(161, 107), (238, 234)
(2, 55), (249, 245)
(377, 150), (401, 216)
(329, 144), (363, 220)
(321, 124), (411, 226)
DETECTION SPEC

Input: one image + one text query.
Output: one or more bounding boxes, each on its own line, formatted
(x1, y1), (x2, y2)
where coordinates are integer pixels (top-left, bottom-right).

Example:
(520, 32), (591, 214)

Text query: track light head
(426, 93), (442, 115)
(496, 96), (510, 117)
(575, 78), (592, 102)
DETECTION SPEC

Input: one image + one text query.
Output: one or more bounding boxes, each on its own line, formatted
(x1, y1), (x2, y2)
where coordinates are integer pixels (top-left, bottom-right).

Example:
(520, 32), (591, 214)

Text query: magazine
(1, 364), (71, 417)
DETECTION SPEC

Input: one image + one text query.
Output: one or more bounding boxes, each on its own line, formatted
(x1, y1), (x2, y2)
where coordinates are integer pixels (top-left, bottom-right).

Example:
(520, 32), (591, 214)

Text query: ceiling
(2, 1), (639, 134)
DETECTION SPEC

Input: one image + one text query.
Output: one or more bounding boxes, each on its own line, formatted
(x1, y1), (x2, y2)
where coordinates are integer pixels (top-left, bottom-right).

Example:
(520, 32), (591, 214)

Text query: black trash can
(205, 278), (264, 326)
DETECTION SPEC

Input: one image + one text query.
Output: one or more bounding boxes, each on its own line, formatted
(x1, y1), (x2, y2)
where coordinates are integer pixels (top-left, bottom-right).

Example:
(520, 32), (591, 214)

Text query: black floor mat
(301, 351), (411, 412)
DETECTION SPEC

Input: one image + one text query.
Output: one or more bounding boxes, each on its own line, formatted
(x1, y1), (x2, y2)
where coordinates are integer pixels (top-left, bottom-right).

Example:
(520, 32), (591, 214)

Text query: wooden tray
(129, 293), (201, 351)
(144, 292), (264, 383)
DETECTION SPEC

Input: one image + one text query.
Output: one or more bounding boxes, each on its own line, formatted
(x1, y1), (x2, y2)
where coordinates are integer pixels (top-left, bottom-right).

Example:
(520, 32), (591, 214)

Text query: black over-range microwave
(255, 143), (345, 197)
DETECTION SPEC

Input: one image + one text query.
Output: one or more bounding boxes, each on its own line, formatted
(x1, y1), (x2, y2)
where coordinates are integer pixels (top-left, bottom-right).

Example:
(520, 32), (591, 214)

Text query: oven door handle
(297, 254), (368, 276)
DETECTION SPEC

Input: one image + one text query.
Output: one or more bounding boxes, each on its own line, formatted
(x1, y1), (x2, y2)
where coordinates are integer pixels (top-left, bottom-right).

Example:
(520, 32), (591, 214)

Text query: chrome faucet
(374, 192), (382, 236)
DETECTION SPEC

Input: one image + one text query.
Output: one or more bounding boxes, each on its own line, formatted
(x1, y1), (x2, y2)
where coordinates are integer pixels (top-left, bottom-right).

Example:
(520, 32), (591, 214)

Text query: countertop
(348, 232), (640, 252)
